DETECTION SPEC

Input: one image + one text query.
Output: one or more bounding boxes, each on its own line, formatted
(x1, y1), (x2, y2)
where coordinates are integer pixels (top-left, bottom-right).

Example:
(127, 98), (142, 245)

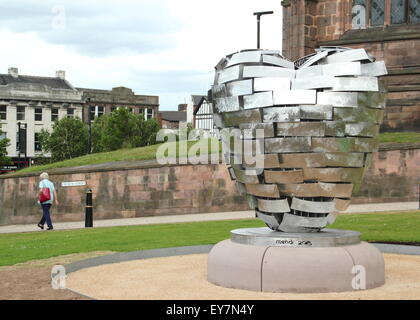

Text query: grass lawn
(10, 138), (221, 176)
(0, 211), (419, 267)
(378, 132), (420, 144)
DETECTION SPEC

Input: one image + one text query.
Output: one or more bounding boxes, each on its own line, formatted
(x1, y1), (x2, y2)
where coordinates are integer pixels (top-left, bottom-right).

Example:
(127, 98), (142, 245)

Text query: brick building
(78, 86), (159, 123)
(282, 0), (420, 131)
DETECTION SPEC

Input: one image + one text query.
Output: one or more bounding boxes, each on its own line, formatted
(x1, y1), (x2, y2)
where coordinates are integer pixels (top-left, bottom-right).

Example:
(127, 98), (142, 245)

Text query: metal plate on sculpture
(245, 183), (280, 198)
(230, 227), (361, 247)
(317, 92), (358, 107)
(239, 122), (275, 138)
(264, 169), (304, 184)
(322, 62), (362, 76)
(214, 96), (240, 113)
(225, 51), (262, 67)
(226, 79), (253, 96)
(279, 213), (330, 232)
(291, 76), (335, 90)
(216, 65), (241, 84)
(299, 105), (333, 120)
(263, 106), (301, 122)
(254, 77), (291, 92)
(262, 55), (295, 69)
(332, 76), (379, 92)
(273, 90), (317, 105)
(291, 198), (335, 214)
(243, 91), (274, 109)
(277, 122), (326, 137)
(222, 109), (262, 126)
(295, 65), (323, 78)
(257, 198), (290, 213)
(325, 48), (374, 64)
(265, 137), (312, 153)
(361, 61), (388, 77)
(243, 66), (296, 79)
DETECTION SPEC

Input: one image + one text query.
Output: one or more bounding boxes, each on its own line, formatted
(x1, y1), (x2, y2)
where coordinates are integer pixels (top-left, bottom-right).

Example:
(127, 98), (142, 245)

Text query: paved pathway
(0, 201), (418, 234)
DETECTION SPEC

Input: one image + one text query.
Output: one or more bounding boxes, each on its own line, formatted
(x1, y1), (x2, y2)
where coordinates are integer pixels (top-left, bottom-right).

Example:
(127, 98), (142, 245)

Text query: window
(35, 108), (42, 121)
(0, 132), (6, 140)
(111, 107), (117, 113)
(352, 0), (420, 28)
(67, 108), (75, 118)
(89, 106), (104, 121)
(371, 0), (386, 26)
(128, 108), (133, 113)
(34, 133), (42, 152)
(17, 106), (25, 121)
(51, 108), (59, 122)
(145, 108), (153, 120)
(0, 106), (6, 120)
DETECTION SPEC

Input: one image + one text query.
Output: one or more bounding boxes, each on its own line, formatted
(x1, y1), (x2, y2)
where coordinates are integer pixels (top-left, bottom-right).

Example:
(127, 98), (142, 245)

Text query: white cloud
(0, 0), (283, 110)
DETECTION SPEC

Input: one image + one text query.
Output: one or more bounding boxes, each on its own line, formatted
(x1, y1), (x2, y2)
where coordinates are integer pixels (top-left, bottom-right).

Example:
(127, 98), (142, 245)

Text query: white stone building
(0, 68), (83, 167)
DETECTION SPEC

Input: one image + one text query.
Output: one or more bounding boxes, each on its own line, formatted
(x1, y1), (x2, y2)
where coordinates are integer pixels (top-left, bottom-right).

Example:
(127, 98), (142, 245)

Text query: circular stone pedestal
(208, 228), (385, 293)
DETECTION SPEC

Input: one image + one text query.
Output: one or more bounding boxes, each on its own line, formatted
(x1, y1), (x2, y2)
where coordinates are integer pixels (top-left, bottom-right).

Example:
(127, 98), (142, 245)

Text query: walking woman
(37, 172), (59, 230)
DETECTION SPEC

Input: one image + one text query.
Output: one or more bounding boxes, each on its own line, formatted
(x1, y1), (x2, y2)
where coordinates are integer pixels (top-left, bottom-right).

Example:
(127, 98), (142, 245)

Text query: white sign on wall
(61, 181), (86, 187)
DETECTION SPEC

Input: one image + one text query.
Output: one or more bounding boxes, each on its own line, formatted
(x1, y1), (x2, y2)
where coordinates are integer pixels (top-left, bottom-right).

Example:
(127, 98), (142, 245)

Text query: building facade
(0, 68), (83, 168)
(282, 0), (420, 131)
(194, 96), (215, 136)
(78, 86), (159, 123)
(0, 68), (160, 171)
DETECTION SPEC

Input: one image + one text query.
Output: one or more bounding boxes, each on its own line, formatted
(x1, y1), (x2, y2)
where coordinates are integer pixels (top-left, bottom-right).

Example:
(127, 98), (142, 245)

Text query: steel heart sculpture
(210, 47), (387, 233)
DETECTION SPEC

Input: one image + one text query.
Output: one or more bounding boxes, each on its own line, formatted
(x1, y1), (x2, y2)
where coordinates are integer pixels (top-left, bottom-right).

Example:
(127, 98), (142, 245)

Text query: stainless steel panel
(278, 182), (354, 198)
(256, 211), (280, 229)
(317, 92), (358, 107)
(322, 62), (362, 76)
(279, 213), (330, 232)
(243, 92), (274, 109)
(291, 198), (335, 214)
(225, 51), (262, 67)
(278, 153), (326, 168)
(265, 137), (312, 153)
(239, 123), (275, 139)
(262, 55), (295, 69)
(324, 121), (346, 137)
(361, 61), (388, 77)
(236, 181), (247, 195)
(303, 168), (364, 184)
(213, 113), (224, 128)
(276, 122), (326, 137)
(353, 138), (379, 152)
(332, 76), (379, 92)
(324, 152), (364, 167)
(227, 166), (236, 180)
(217, 65), (241, 84)
(345, 123), (380, 137)
(245, 183), (280, 198)
(291, 76), (335, 90)
(263, 106), (300, 122)
(298, 50), (328, 69)
(246, 195), (258, 210)
(312, 137), (355, 153)
(222, 109), (262, 127)
(295, 65), (323, 78)
(258, 198), (290, 213)
(232, 166), (260, 184)
(333, 107), (384, 124)
(211, 84), (227, 99)
(214, 96), (240, 113)
(358, 92), (386, 109)
(273, 89), (317, 105)
(264, 169), (304, 183)
(325, 48), (374, 64)
(226, 79), (253, 96)
(299, 105), (333, 120)
(254, 77), (291, 92)
(243, 66), (296, 79)
(244, 154), (281, 169)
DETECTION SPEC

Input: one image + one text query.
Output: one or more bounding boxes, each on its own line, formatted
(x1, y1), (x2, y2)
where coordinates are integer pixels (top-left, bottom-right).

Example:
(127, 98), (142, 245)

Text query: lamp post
(253, 11), (274, 49)
(87, 98), (92, 154)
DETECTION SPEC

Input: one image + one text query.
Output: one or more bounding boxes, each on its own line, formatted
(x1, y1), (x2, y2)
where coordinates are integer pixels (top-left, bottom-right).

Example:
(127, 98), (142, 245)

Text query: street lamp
(253, 11), (274, 49)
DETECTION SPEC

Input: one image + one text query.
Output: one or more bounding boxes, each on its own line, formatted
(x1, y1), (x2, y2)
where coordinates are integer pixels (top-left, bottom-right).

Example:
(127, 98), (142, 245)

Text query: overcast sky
(0, 0), (283, 110)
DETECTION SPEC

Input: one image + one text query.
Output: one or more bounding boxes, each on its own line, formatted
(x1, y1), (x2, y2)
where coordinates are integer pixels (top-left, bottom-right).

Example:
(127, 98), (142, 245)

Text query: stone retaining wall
(0, 143), (419, 226)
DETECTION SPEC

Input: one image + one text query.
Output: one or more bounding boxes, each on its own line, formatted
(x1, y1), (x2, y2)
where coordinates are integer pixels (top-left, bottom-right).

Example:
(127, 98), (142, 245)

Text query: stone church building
(282, 0), (420, 131)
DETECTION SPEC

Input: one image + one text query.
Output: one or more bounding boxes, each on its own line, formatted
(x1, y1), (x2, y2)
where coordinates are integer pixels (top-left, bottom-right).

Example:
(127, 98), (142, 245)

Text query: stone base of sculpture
(207, 228), (385, 293)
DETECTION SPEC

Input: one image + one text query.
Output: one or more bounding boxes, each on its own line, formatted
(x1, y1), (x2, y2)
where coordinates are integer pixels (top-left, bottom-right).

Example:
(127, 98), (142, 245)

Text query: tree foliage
(92, 108), (160, 153)
(39, 117), (89, 162)
(0, 127), (11, 166)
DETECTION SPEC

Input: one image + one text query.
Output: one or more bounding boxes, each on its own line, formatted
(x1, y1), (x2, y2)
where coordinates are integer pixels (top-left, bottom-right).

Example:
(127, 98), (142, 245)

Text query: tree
(92, 108), (160, 153)
(0, 127), (11, 166)
(39, 117), (89, 162)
